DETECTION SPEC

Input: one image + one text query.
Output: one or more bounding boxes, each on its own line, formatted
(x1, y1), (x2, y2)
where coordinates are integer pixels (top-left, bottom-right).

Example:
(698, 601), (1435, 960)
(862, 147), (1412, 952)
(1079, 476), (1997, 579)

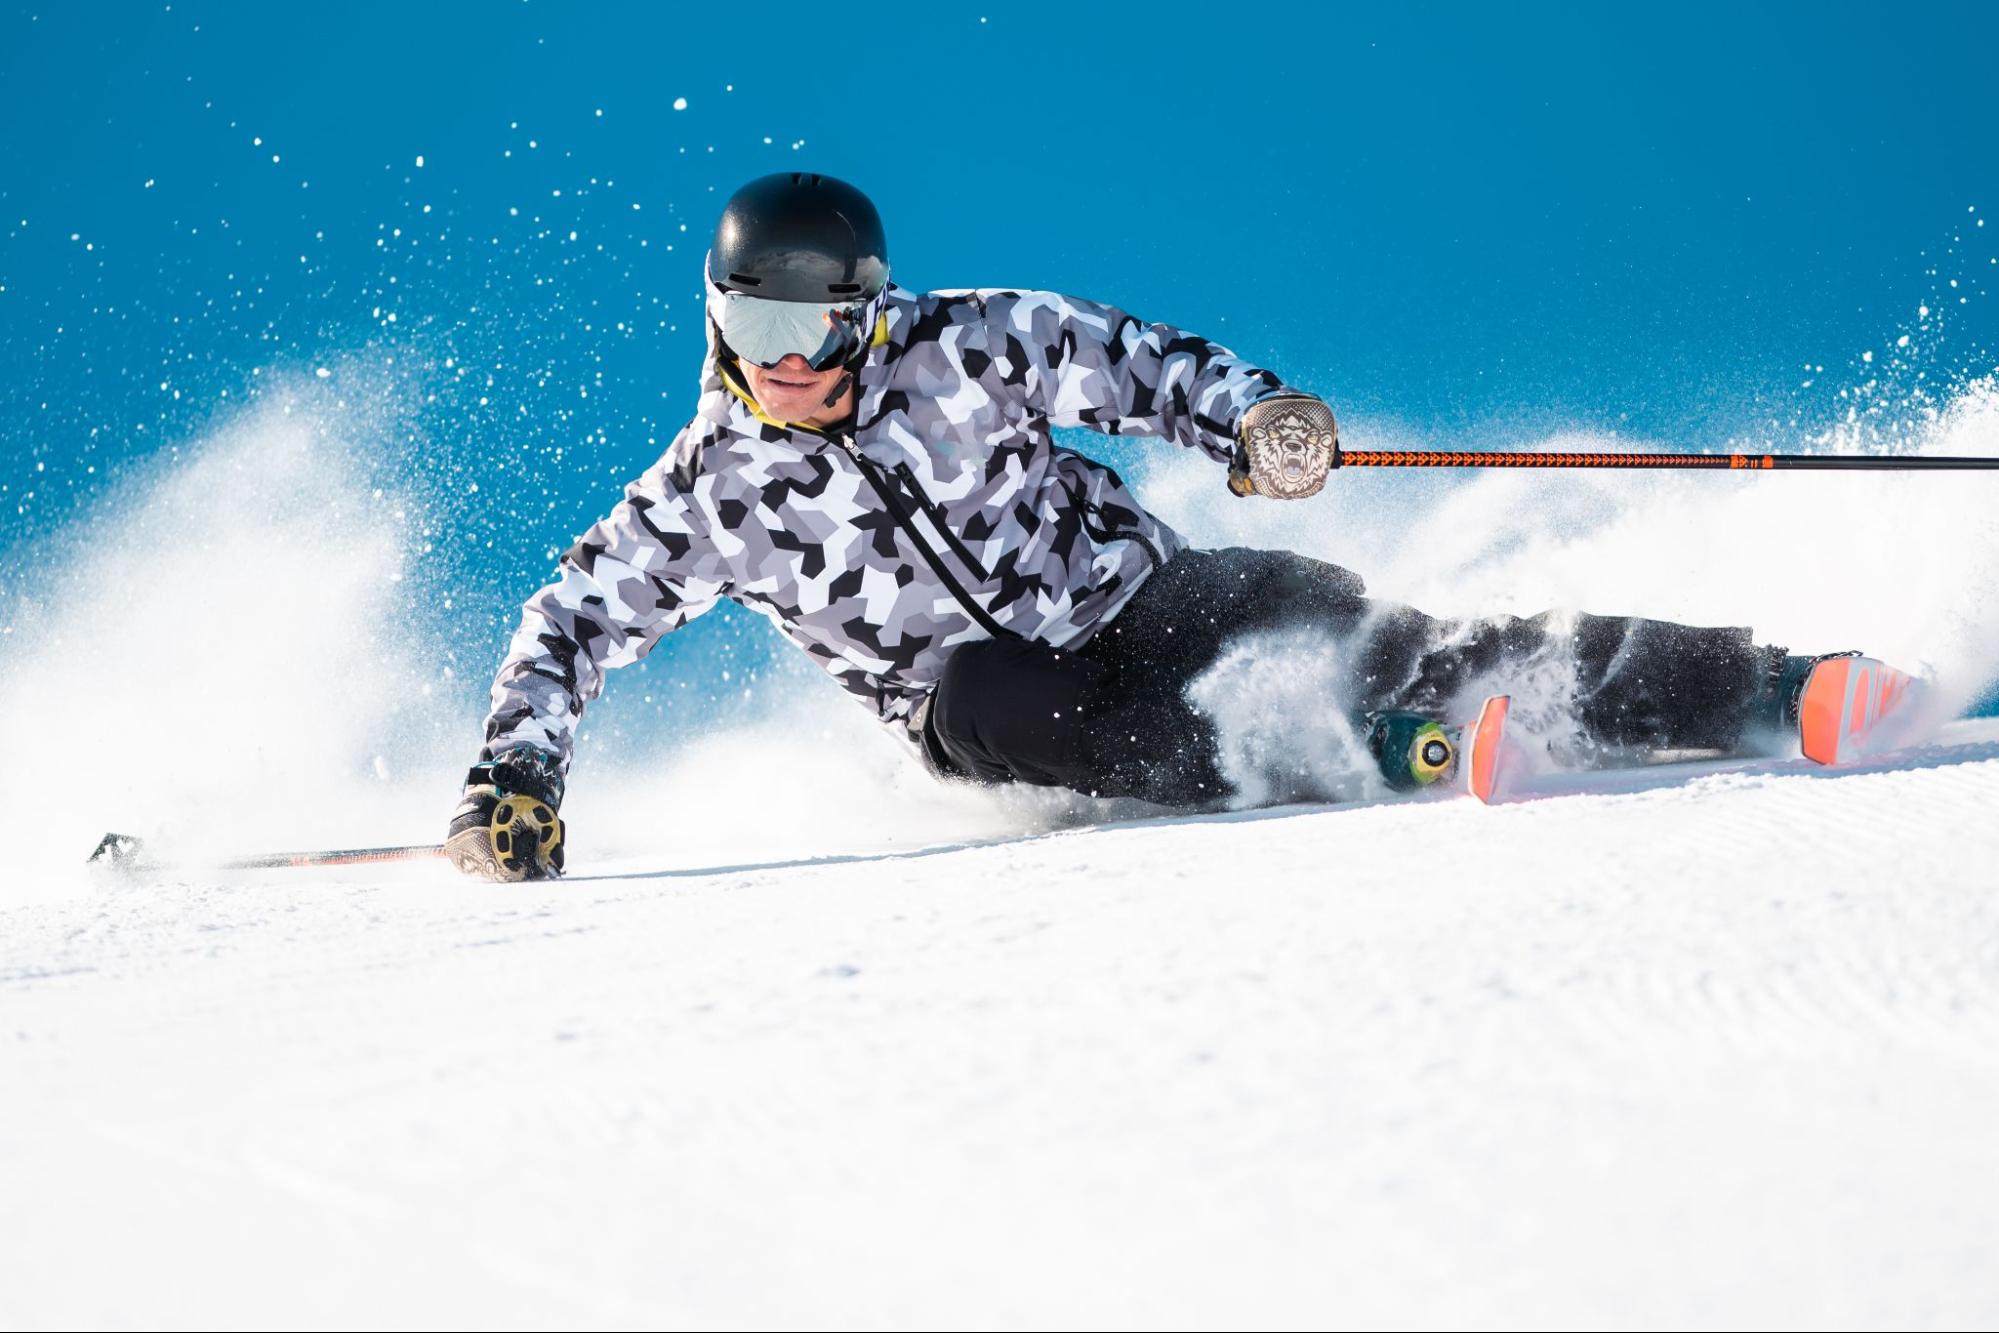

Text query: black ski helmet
(707, 172), (888, 303)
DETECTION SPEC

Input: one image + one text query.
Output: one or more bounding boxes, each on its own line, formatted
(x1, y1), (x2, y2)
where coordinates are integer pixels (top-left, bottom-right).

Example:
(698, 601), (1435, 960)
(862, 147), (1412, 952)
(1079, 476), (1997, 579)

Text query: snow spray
(1154, 379), (1999, 807)
(0, 373), (468, 888)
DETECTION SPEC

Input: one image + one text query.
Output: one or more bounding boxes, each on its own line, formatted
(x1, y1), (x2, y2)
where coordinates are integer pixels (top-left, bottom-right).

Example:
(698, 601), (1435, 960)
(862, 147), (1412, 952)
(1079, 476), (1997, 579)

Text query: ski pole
(87, 832), (446, 871)
(1334, 448), (1999, 470)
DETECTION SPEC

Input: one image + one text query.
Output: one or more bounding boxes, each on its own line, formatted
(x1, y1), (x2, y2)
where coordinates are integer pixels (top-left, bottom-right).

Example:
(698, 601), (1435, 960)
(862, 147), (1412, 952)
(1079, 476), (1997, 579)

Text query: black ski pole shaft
(1335, 448), (1999, 471)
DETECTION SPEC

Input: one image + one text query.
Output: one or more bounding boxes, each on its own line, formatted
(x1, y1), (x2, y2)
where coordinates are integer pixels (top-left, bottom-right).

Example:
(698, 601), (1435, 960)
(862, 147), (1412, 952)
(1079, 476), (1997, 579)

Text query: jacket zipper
(892, 462), (992, 581)
(834, 435), (1015, 641)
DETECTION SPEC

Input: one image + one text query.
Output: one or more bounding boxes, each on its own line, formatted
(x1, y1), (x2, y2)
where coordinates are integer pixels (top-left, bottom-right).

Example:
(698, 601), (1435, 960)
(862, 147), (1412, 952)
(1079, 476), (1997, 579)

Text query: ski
(1463, 655), (1935, 805)
(1361, 654), (1931, 811)
(1462, 695), (1514, 804)
(1796, 655), (1927, 766)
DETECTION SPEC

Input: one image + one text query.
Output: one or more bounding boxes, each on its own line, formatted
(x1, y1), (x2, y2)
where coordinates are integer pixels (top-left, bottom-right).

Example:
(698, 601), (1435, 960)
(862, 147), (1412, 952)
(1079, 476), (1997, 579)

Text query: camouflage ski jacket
(480, 285), (1296, 770)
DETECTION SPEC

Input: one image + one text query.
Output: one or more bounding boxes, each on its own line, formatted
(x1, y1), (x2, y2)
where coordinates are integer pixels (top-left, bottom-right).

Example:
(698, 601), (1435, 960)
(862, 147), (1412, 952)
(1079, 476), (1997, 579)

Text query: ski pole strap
(1335, 449), (1999, 470)
(469, 747), (566, 806)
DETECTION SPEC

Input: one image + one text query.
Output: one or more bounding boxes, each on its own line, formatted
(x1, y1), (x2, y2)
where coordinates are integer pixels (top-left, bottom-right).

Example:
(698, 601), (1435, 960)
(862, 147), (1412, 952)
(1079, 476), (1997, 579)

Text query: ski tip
(1466, 694), (1512, 804)
(1798, 656), (1925, 766)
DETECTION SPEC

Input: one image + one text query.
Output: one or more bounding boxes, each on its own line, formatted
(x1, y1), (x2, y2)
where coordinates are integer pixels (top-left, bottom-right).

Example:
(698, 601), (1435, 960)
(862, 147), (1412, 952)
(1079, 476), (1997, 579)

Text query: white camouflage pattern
(481, 285), (1298, 769)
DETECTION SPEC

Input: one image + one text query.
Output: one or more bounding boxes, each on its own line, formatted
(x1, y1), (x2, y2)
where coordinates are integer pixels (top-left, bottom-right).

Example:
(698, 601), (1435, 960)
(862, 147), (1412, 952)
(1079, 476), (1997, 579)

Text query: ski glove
(445, 748), (566, 882)
(1230, 394), (1338, 500)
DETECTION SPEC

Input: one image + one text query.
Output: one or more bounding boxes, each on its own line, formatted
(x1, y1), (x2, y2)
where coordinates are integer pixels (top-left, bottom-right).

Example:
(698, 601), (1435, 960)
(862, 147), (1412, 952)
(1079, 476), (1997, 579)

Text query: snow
(6, 726), (1999, 1328)
(5, 379), (1999, 1326)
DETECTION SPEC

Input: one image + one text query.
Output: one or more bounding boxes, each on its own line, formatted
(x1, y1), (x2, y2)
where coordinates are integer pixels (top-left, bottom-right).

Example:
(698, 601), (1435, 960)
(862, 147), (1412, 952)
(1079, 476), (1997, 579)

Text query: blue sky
(3, 1), (1995, 732)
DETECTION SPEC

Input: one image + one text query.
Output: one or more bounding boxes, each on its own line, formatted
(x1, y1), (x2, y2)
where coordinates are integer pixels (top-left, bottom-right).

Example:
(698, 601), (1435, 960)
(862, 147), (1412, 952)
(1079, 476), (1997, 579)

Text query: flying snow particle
(673, 97), (687, 111)
(415, 155), (425, 168)
(314, 367), (331, 379)
(1897, 334), (1910, 347)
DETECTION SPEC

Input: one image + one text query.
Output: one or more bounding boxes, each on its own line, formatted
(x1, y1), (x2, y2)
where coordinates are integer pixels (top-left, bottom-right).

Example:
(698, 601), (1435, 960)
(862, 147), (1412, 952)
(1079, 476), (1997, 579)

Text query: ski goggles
(708, 288), (872, 372)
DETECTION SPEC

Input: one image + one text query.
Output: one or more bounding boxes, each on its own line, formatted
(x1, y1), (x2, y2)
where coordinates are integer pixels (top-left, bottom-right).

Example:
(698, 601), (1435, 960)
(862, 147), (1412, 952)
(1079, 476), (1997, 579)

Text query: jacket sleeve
(480, 431), (732, 771)
(987, 290), (1299, 466)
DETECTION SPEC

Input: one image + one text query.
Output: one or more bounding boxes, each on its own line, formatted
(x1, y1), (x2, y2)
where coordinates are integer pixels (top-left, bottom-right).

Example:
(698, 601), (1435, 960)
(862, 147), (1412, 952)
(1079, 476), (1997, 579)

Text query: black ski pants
(921, 546), (1781, 807)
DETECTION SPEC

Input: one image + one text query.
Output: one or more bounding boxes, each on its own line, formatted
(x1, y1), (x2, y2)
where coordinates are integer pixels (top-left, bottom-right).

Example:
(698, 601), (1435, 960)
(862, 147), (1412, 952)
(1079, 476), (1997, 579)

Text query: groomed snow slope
(9, 376), (1999, 1330)
(6, 723), (1999, 1331)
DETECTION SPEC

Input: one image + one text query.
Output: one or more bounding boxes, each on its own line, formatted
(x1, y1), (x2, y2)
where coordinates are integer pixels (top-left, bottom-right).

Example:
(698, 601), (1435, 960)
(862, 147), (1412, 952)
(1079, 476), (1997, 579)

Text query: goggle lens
(712, 290), (868, 371)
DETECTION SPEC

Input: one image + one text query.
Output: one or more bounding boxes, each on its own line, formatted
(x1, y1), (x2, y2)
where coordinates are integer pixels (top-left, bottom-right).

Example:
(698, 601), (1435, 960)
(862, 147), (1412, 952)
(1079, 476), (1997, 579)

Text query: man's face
(743, 352), (848, 425)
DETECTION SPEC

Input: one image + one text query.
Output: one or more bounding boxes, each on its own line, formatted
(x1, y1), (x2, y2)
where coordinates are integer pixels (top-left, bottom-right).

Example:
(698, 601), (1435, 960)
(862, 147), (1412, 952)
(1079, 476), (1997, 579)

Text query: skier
(446, 171), (1873, 881)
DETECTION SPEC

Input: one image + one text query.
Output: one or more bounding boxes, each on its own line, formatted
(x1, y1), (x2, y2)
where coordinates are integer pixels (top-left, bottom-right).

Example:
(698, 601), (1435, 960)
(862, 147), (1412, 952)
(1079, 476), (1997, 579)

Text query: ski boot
(1363, 697), (1515, 803)
(1362, 710), (1460, 792)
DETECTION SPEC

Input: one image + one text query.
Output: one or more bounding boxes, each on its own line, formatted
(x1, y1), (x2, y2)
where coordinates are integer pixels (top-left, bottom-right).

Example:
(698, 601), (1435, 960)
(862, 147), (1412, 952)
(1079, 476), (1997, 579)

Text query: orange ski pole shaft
(1335, 448), (1999, 470)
